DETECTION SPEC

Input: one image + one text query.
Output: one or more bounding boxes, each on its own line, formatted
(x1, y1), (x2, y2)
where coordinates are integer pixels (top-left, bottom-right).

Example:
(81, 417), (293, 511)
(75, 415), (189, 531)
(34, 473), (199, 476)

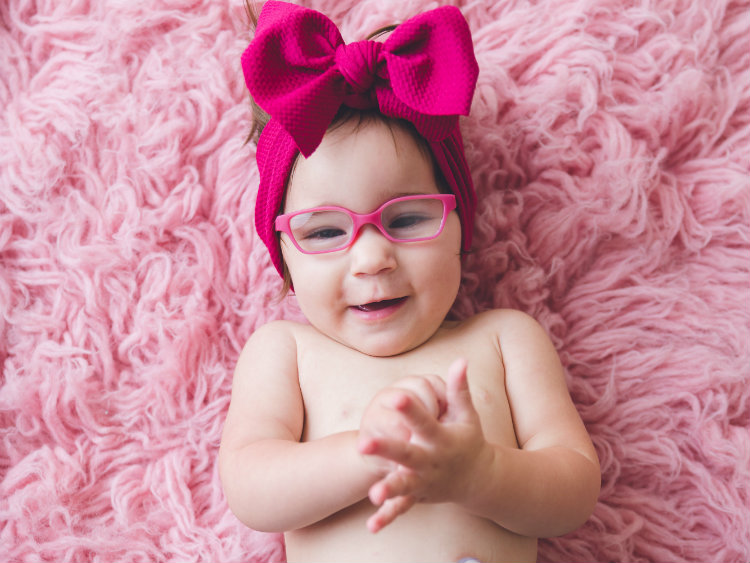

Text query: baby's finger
(368, 467), (420, 506)
(446, 358), (477, 422)
(393, 391), (440, 439)
(367, 495), (416, 533)
(359, 434), (427, 469)
(392, 376), (446, 418)
(421, 374), (448, 416)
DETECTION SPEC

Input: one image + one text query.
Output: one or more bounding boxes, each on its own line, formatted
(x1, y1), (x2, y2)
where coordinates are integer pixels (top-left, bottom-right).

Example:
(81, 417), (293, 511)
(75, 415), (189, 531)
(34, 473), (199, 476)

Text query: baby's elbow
(218, 459), (280, 533)
(581, 452), (602, 515)
(220, 479), (290, 533)
(584, 464), (602, 521)
(559, 458), (601, 536)
(230, 504), (288, 534)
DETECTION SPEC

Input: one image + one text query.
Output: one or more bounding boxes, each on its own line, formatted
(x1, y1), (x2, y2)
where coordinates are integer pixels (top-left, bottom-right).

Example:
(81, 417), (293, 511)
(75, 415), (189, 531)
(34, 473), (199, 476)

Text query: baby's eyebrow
(392, 190), (435, 197)
(300, 192), (440, 210)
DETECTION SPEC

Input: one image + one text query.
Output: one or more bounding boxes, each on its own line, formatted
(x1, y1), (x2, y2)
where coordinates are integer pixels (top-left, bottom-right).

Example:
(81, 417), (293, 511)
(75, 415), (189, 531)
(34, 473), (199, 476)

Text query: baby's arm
(362, 310), (600, 538)
(218, 322), (377, 532)
(477, 309), (601, 537)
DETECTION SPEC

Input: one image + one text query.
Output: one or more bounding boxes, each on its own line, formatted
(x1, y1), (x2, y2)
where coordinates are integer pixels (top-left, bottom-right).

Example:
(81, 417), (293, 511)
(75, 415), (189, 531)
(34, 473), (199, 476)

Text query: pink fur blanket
(1, 0), (748, 561)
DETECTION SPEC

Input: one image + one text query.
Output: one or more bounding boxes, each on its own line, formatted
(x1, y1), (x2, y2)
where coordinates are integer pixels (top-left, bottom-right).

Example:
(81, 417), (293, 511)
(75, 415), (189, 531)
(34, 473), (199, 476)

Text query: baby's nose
(348, 225), (398, 277)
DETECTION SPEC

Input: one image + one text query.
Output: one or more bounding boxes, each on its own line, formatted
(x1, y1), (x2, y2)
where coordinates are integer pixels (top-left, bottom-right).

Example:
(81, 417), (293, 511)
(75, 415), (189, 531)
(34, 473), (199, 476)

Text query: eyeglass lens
(288, 197), (446, 252)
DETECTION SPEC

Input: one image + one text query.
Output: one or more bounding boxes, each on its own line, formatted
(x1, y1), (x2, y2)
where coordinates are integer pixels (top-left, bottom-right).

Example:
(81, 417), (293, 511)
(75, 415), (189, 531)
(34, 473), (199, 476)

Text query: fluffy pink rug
(1, 0), (748, 561)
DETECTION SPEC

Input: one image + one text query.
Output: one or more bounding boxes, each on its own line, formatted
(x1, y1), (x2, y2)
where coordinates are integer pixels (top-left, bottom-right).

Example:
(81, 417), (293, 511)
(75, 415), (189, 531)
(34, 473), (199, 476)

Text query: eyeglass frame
(274, 194), (457, 255)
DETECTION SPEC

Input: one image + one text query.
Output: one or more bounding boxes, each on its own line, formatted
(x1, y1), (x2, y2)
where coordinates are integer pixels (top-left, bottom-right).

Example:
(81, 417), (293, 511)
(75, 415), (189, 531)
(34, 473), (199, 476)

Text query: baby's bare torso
(285, 313), (537, 563)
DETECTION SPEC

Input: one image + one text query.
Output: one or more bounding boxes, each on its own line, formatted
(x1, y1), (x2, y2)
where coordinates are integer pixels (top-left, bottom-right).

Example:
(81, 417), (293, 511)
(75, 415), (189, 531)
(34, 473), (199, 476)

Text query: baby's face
(280, 118), (462, 357)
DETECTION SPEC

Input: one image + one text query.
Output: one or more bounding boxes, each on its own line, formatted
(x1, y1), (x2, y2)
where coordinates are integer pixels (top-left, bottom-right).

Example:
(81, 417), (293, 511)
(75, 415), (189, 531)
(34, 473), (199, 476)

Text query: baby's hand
(359, 358), (489, 533)
(358, 374), (447, 477)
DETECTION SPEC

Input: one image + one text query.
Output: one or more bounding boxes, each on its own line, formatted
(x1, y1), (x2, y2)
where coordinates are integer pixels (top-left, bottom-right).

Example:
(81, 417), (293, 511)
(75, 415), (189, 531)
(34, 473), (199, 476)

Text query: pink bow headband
(242, 0), (479, 278)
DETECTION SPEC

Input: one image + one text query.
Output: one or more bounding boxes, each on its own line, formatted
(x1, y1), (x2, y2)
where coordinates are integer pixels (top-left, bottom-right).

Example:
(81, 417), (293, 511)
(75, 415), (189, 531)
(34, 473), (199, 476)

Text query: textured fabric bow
(241, 1), (479, 157)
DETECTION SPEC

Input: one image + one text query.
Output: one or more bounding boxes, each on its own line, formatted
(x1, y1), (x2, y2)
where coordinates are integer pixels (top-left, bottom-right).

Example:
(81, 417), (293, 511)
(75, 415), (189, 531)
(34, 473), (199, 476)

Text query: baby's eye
(303, 227), (347, 240)
(388, 213), (429, 230)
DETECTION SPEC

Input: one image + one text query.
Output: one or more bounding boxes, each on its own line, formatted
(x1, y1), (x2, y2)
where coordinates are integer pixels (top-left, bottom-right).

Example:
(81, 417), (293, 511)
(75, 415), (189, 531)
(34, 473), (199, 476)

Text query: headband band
(242, 0), (479, 278)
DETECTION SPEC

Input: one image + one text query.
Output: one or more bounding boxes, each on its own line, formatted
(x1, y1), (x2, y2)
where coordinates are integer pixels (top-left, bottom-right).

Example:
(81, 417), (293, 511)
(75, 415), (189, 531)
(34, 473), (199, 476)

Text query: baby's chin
(329, 328), (438, 358)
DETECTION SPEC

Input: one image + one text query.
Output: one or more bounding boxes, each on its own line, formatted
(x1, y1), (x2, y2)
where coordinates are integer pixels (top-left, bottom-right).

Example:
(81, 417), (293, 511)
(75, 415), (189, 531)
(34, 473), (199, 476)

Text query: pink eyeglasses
(275, 194), (457, 254)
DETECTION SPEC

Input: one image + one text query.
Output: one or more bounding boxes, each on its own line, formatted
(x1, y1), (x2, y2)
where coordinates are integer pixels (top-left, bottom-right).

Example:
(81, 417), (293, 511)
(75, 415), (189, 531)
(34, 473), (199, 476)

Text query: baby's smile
(353, 297), (407, 312)
(350, 297), (408, 320)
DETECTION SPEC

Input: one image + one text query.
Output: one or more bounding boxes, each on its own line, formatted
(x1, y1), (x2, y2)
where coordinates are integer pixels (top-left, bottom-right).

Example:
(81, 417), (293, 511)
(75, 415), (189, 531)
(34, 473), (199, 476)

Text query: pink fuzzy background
(1, 0), (748, 561)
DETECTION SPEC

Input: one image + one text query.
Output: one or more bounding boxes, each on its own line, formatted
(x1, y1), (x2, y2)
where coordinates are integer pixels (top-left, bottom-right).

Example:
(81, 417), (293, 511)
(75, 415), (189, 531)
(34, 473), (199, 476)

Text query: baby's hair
(242, 1), (452, 298)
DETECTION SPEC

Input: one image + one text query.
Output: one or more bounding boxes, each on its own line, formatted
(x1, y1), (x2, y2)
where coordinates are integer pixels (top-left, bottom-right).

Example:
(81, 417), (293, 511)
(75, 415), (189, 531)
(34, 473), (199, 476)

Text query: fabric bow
(241, 1), (479, 157)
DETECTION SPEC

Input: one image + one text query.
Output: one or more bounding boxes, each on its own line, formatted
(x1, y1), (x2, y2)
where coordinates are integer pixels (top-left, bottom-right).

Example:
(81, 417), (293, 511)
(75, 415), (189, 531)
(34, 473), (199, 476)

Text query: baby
(219, 2), (600, 562)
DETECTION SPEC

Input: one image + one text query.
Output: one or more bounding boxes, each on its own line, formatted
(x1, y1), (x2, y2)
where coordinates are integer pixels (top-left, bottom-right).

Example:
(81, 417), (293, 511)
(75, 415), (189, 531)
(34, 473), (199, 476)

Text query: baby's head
(242, 1), (478, 355)
(250, 104), (456, 291)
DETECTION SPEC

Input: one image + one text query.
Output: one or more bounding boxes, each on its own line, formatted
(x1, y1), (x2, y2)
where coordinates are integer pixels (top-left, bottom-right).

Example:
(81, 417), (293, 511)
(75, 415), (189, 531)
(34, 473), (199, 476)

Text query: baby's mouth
(354, 297), (407, 312)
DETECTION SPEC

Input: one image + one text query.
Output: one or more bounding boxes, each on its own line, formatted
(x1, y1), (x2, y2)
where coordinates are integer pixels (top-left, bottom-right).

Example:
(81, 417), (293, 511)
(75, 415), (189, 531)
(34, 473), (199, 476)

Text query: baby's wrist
(455, 439), (501, 508)
(356, 433), (393, 481)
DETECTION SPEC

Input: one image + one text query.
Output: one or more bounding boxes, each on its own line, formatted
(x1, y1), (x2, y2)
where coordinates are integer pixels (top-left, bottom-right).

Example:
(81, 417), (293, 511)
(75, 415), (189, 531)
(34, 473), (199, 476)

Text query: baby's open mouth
(354, 297), (407, 312)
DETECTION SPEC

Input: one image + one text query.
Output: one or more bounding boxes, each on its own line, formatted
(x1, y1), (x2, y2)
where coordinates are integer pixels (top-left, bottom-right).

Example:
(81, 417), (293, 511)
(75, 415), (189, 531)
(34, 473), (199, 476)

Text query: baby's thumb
(445, 358), (475, 421)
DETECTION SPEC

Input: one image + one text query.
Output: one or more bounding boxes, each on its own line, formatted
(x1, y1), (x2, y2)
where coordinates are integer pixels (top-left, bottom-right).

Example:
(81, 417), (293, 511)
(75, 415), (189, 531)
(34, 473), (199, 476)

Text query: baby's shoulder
(430, 309), (548, 368)
(451, 308), (545, 336)
(245, 318), (295, 345)
(247, 318), (311, 340)
(239, 319), (307, 364)
(243, 319), (328, 356)
(467, 309), (561, 373)
(447, 308), (556, 360)
(235, 320), (322, 386)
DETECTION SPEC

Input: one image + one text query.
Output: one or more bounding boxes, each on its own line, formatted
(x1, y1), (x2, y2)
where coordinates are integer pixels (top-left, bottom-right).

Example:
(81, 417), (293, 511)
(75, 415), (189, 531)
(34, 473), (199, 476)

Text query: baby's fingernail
(393, 394), (410, 410)
(358, 438), (376, 454)
(367, 518), (379, 533)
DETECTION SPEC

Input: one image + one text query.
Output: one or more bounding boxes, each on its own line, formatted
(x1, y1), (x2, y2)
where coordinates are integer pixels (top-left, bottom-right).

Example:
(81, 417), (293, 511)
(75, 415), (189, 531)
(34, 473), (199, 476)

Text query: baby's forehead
(284, 117), (440, 210)
(323, 112), (431, 153)
(311, 112), (434, 164)
(291, 118), (427, 177)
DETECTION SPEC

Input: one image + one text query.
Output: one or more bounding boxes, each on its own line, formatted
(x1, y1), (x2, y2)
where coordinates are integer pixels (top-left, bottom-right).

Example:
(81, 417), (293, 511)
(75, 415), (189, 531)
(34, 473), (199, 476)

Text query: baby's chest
(297, 348), (516, 446)
(299, 359), (416, 440)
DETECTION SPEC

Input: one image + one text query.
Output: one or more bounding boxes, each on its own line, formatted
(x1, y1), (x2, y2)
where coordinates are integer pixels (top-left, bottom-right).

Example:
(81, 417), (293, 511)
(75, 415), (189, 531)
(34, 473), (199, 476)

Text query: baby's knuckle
(413, 377), (434, 394)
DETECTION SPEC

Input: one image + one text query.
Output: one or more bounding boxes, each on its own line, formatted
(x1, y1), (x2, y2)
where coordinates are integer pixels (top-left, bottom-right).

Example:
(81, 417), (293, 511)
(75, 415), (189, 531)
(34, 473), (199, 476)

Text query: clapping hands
(357, 358), (489, 533)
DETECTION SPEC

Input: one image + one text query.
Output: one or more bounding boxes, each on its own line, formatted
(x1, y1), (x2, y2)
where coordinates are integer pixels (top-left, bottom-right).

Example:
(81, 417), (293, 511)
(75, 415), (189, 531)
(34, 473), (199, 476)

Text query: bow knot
(335, 41), (383, 104)
(242, 1), (479, 157)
